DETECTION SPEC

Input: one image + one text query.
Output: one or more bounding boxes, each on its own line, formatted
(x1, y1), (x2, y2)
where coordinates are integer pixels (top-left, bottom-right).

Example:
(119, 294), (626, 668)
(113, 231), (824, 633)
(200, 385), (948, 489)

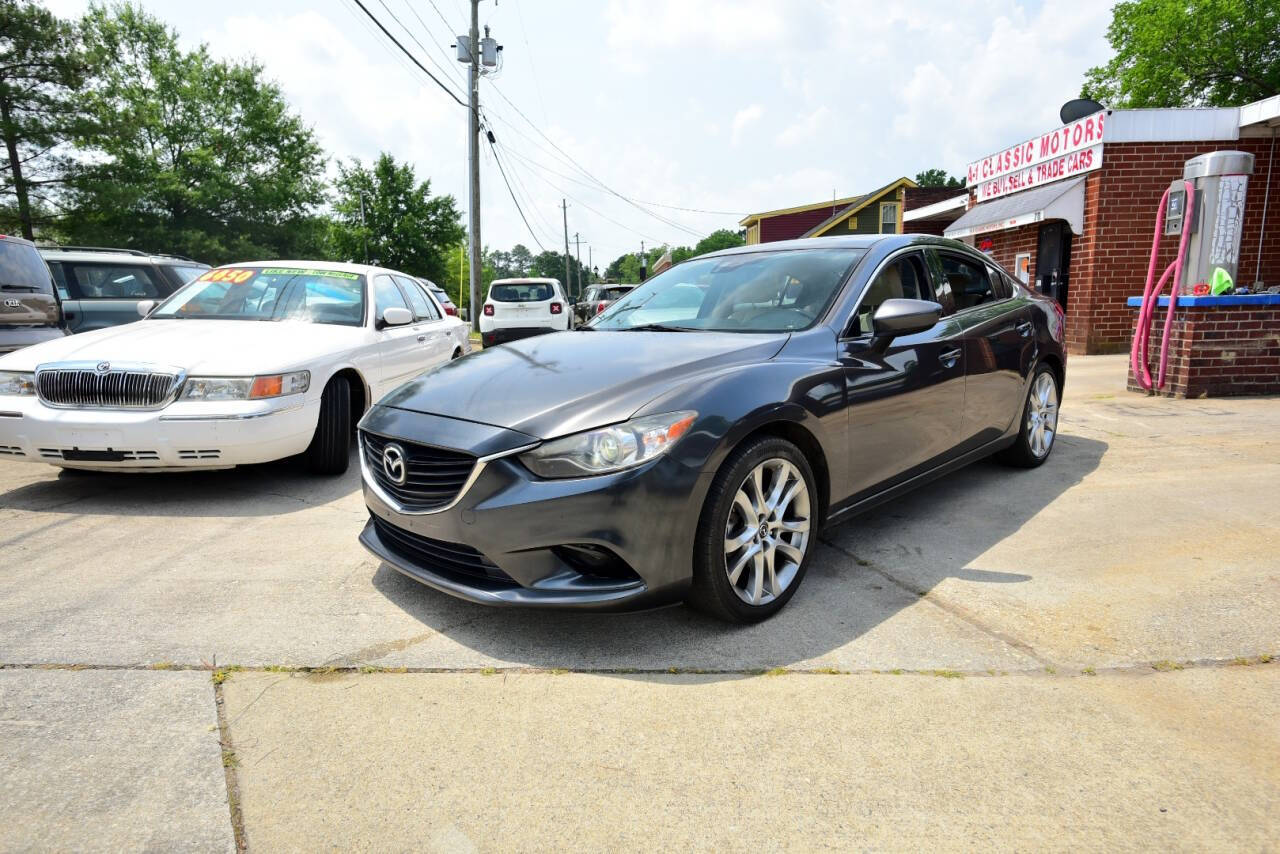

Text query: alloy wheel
(723, 458), (811, 606)
(1026, 372), (1059, 458)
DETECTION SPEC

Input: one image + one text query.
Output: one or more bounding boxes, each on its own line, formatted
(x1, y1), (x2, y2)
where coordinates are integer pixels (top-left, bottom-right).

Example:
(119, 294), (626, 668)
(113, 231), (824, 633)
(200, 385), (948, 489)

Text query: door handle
(417, 334), (427, 343)
(1016, 320), (1033, 337)
(939, 348), (961, 366)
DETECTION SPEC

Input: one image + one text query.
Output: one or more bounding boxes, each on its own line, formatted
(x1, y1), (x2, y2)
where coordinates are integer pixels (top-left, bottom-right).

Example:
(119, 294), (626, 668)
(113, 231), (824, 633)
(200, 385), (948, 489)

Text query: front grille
(362, 431), (476, 512)
(35, 364), (182, 410)
(371, 516), (515, 586)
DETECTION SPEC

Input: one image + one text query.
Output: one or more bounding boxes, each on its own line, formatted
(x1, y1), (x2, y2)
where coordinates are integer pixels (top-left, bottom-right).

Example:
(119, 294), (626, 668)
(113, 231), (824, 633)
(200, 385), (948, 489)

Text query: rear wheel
(688, 436), (816, 623)
(998, 364), (1060, 468)
(303, 378), (351, 475)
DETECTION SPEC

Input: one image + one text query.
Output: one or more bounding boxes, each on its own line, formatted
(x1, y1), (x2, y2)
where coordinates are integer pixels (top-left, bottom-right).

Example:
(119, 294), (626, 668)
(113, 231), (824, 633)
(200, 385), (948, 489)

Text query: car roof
(38, 246), (207, 265)
(0, 233), (37, 247)
(211, 259), (387, 277)
(698, 233), (976, 259)
(490, 277), (560, 285)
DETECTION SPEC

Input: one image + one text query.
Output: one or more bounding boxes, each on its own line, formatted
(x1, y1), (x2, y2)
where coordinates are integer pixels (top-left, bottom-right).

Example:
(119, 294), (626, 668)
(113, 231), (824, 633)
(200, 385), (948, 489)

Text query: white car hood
(0, 319), (368, 374)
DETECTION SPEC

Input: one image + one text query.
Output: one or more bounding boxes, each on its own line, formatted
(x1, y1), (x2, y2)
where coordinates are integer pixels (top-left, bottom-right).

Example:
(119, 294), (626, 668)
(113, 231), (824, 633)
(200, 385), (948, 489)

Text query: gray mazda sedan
(357, 235), (1065, 623)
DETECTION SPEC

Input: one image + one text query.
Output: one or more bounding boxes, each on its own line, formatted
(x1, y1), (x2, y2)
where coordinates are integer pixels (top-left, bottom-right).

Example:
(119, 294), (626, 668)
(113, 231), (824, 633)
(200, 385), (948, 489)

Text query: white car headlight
(0, 371), (36, 396)
(181, 371), (310, 401)
(520, 410), (697, 478)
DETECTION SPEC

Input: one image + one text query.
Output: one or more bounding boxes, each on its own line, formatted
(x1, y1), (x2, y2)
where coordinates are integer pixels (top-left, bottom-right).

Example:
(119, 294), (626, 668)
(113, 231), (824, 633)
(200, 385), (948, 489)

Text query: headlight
(520, 410), (697, 478)
(0, 371), (36, 396)
(181, 371), (310, 401)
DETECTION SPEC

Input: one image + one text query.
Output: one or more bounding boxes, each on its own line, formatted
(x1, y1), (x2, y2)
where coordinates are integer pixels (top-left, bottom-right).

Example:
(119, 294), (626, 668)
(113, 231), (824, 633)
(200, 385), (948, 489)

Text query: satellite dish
(1060, 98), (1106, 124)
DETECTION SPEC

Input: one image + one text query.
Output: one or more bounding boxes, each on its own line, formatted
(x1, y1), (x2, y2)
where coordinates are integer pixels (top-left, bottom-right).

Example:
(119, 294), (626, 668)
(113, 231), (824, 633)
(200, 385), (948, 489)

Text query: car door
(372, 274), (425, 400)
(56, 261), (166, 331)
(395, 275), (452, 365)
(929, 249), (1035, 448)
(839, 249), (966, 498)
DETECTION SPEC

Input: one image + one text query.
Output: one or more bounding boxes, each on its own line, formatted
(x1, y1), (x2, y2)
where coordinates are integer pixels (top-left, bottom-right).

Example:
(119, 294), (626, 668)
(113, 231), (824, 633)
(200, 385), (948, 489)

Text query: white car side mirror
(381, 306), (413, 327)
(136, 299), (157, 317)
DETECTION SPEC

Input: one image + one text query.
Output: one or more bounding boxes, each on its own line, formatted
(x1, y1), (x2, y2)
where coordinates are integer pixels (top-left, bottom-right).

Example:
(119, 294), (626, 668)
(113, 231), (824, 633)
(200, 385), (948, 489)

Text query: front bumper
(357, 405), (712, 611)
(0, 394), (317, 468)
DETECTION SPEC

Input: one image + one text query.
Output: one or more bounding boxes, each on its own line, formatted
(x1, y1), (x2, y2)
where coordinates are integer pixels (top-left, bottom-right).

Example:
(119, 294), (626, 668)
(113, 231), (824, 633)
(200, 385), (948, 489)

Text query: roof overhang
(1239, 94), (1280, 137)
(903, 194), (967, 222)
(945, 177), (1086, 239)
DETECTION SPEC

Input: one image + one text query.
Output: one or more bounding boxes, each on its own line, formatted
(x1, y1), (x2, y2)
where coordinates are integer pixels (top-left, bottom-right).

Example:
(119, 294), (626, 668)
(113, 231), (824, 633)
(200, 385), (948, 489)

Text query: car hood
(0, 319), (367, 374)
(379, 329), (788, 439)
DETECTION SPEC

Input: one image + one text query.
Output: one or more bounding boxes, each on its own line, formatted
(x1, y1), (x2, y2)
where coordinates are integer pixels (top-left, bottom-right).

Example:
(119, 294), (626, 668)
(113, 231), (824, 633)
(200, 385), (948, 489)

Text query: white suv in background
(479, 277), (571, 347)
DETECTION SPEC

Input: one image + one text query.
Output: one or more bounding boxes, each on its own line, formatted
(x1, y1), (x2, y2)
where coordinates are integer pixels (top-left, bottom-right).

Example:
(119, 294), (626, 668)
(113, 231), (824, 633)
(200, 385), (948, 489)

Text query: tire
(997, 363), (1060, 468)
(303, 377), (351, 475)
(687, 436), (818, 623)
(451, 347), (463, 360)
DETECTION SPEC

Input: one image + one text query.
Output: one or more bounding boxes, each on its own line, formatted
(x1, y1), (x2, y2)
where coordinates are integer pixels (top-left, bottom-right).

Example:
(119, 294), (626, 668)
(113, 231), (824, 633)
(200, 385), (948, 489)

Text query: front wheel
(303, 378), (351, 475)
(997, 364), (1060, 468)
(687, 436), (817, 623)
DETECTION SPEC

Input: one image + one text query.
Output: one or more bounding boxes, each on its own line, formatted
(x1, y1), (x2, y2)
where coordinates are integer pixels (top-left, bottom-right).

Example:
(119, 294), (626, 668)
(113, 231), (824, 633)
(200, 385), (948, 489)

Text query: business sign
(968, 111), (1107, 202)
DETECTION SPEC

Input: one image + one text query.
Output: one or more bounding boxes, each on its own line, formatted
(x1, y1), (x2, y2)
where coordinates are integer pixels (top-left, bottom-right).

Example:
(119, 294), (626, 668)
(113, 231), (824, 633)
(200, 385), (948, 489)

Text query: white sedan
(0, 261), (469, 474)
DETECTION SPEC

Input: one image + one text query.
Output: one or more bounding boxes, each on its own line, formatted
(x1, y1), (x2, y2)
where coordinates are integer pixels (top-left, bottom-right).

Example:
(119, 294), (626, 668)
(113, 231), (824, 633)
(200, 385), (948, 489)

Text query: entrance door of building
(1036, 221), (1072, 309)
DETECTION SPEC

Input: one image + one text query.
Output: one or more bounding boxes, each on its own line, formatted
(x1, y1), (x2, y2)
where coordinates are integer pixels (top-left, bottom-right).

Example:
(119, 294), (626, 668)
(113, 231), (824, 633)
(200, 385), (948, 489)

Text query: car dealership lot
(1, 355), (1276, 849)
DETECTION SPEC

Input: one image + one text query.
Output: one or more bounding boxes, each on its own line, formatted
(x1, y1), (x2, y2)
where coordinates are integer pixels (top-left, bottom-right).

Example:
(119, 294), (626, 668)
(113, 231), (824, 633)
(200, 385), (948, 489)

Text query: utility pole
(464, 1), (482, 331)
(588, 246), (593, 286)
(639, 240), (646, 282)
(573, 232), (582, 299)
(358, 189), (370, 264)
(561, 199), (571, 296)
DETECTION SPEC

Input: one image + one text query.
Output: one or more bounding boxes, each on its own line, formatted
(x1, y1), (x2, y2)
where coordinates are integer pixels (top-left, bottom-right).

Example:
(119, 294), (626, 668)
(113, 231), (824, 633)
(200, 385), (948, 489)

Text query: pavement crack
(819, 537), (1063, 671)
(212, 680), (248, 852)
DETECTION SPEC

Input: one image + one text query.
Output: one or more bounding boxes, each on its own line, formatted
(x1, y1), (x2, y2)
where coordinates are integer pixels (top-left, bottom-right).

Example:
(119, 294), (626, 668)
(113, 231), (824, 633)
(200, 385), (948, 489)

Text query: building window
(1015, 252), (1031, 284)
(879, 202), (899, 234)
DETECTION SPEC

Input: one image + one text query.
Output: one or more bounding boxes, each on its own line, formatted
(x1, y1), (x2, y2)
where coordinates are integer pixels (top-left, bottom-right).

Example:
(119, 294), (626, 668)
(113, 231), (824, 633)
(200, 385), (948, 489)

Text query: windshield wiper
(620, 323), (693, 332)
(0, 283), (40, 292)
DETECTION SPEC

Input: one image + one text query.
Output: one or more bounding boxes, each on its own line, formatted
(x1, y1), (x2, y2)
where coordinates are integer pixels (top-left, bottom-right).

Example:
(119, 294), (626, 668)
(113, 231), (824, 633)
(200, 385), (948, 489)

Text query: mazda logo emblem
(381, 443), (407, 485)
(3, 298), (19, 308)
(95, 361), (111, 374)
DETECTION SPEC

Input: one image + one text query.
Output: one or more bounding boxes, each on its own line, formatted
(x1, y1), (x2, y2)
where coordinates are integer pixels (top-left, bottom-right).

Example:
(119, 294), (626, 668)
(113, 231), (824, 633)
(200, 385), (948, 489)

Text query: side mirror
(136, 299), (157, 317)
(871, 298), (943, 340)
(381, 306), (413, 327)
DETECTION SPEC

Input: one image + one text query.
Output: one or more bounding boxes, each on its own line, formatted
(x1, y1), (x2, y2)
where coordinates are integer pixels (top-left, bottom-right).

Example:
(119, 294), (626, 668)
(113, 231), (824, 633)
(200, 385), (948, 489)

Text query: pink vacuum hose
(1131, 181), (1196, 390)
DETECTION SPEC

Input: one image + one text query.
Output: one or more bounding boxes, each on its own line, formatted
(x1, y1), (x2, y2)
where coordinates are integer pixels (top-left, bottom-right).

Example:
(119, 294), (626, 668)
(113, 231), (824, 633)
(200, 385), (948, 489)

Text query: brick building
(946, 99), (1280, 361)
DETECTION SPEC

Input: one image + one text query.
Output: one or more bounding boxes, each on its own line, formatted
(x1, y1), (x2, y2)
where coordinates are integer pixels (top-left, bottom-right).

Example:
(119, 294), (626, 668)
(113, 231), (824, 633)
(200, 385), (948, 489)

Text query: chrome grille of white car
(34, 362), (185, 410)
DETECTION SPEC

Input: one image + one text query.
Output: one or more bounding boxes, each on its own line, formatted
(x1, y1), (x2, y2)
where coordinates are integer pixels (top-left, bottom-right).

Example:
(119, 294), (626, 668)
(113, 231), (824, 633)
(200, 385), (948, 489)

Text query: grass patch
(1151, 660), (1184, 672)
(1044, 666), (1057, 675)
(148, 661), (175, 670)
(480, 667), (498, 676)
(928, 669), (964, 679)
(222, 749), (238, 769)
(1259, 653), (1274, 664)
(263, 664), (295, 673)
(811, 667), (844, 675)
(210, 665), (243, 685)
(549, 668), (569, 675)
(1081, 667), (1096, 676)
(888, 669), (904, 676)
(763, 667), (789, 677)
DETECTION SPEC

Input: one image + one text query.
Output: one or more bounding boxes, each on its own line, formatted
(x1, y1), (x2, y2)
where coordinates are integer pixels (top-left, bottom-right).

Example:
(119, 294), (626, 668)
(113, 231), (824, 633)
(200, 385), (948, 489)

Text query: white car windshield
(589, 248), (865, 332)
(151, 267), (366, 326)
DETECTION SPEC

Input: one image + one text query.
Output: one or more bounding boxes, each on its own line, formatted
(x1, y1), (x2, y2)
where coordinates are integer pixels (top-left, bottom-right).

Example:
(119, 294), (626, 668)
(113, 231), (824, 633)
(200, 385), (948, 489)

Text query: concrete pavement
(1, 354), (1277, 849)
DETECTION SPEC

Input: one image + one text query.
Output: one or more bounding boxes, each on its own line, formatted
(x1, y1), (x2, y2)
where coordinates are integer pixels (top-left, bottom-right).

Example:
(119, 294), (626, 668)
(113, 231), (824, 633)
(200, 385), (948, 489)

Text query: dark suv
(0, 234), (66, 355)
(39, 246), (209, 332)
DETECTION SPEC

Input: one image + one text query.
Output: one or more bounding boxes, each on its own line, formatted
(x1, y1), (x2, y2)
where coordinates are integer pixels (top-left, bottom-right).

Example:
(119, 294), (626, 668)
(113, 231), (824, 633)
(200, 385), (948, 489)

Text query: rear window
(601, 286), (633, 300)
(490, 282), (553, 302)
(0, 241), (55, 295)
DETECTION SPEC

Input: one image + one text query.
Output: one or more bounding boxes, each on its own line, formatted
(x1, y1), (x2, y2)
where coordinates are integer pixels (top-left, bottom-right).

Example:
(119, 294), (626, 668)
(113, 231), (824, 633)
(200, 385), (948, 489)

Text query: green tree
(330, 152), (464, 284)
(693, 228), (745, 255)
(0, 1), (85, 239)
(914, 168), (964, 188)
(66, 2), (326, 262)
(1083, 0), (1280, 107)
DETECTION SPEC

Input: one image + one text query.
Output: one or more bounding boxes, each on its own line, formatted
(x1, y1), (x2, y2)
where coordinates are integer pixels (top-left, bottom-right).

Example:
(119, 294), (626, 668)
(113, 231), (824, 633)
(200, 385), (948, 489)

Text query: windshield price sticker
(198, 268), (255, 284)
(259, 268), (361, 280)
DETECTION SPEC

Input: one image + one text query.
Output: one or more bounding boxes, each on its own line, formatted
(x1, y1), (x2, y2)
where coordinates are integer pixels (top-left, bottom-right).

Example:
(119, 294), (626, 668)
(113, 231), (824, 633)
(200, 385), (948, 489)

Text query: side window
(373, 275), (410, 320)
(170, 265), (209, 286)
(986, 266), (1013, 299)
(64, 263), (161, 299)
(851, 253), (933, 335)
(47, 261), (71, 300)
(418, 285), (444, 319)
(395, 275), (435, 321)
(939, 253), (995, 311)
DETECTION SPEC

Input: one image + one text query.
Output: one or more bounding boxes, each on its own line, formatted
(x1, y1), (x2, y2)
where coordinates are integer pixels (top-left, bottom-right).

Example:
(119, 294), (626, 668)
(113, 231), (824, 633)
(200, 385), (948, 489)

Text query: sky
(44, 0), (1115, 270)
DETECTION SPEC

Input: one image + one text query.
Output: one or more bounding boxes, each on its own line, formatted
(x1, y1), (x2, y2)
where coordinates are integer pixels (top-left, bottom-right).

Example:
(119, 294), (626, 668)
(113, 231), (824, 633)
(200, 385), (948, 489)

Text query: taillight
(596, 301), (607, 314)
(483, 304), (494, 316)
(549, 302), (563, 314)
(444, 306), (457, 315)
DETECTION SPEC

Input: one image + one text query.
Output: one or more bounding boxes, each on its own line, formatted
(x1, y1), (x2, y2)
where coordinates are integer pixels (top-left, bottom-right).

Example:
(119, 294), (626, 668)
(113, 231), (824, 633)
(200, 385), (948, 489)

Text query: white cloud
(776, 106), (831, 147)
(731, 104), (764, 146)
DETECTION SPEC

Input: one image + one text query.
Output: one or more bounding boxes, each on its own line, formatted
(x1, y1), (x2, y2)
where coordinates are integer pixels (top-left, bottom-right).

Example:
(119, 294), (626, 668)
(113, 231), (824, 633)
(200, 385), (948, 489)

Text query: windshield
(151, 267), (366, 326)
(590, 248), (865, 332)
(0, 241), (55, 294)
(490, 282), (554, 302)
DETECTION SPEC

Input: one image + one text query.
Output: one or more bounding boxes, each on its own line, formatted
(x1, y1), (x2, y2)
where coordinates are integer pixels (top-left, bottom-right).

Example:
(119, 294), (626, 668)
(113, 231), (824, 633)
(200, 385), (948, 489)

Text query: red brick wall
(1070, 138), (1280, 355)
(1127, 303), (1280, 397)
(981, 223), (1039, 284)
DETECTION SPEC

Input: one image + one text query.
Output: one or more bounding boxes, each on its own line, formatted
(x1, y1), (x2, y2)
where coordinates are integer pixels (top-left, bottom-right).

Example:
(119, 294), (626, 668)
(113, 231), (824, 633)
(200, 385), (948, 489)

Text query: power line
(511, 0), (551, 126)
(391, 0), (466, 89)
(485, 82), (705, 238)
(426, 0), (460, 33)
(487, 134), (546, 252)
(349, 0), (466, 108)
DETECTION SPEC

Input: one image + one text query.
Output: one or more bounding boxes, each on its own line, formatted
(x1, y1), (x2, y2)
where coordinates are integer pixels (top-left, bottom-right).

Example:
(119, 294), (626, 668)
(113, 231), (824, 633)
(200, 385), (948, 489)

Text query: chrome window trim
(358, 432), (540, 516)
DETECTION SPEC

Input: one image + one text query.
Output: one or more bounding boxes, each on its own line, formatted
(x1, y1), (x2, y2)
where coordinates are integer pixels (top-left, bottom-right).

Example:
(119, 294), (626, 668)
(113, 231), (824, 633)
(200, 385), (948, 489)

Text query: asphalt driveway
(1, 355), (1276, 851)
